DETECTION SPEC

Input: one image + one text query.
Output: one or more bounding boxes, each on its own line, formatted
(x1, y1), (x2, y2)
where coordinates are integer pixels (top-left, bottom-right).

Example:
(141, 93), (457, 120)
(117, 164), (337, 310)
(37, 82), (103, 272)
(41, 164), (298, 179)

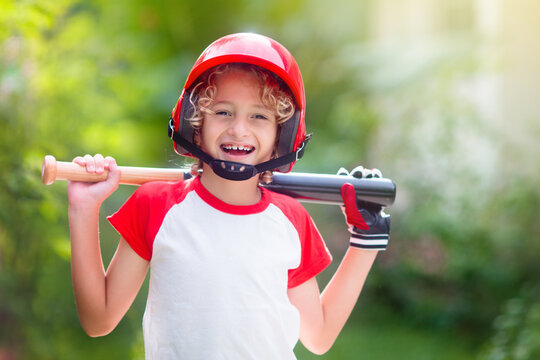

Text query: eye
(215, 110), (231, 116)
(252, 114), (268, 120)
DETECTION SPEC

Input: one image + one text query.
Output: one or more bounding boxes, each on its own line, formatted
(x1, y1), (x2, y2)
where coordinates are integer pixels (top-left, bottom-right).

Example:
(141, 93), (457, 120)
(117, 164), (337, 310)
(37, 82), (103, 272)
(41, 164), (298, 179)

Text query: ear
(193, 129), (201, 146)
(271, 124), (281, 159)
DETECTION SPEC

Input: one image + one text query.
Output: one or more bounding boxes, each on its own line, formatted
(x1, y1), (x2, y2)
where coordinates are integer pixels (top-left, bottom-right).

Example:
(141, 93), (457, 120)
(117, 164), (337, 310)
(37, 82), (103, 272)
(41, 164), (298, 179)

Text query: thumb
(340, 183), (357, 210)
(340, 183), (368, 230)
(106, 160), (121, 188)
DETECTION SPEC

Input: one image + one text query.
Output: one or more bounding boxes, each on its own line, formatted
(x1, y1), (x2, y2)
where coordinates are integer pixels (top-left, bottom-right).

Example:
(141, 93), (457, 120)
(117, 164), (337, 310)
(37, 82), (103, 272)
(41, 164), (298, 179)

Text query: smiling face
(198, 69), (278, 166)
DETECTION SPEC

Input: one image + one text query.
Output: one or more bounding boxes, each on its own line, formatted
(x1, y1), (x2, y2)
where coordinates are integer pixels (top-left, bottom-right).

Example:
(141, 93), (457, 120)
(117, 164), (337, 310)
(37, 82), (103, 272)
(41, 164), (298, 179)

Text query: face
(198, 69), (278, 166)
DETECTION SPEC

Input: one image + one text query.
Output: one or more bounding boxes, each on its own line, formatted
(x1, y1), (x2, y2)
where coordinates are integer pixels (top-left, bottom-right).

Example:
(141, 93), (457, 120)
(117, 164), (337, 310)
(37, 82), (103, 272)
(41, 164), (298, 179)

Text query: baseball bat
(41, 155), (396, 207)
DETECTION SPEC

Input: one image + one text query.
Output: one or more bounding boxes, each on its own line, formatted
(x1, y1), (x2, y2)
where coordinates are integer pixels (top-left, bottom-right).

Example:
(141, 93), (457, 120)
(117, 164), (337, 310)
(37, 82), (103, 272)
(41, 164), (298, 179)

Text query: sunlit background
(1, 0), (539, 359)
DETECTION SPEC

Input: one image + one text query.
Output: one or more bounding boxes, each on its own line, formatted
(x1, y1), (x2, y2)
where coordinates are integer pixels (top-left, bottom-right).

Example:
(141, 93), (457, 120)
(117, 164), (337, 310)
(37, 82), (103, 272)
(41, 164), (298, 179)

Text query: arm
(288, 167), (390, 354)
(68, 154), (149, 337)
(288, 248), (377, 355)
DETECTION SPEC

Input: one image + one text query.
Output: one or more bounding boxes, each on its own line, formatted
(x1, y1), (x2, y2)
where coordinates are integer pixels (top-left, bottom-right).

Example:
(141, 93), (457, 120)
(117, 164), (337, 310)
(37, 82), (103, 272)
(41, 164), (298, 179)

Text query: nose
(227, 114), (250, 137)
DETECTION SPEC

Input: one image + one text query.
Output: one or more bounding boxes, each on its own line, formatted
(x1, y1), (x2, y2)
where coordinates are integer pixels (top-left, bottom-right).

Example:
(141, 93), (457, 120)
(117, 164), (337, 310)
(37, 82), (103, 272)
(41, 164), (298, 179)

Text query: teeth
(223, 144), (253, 151)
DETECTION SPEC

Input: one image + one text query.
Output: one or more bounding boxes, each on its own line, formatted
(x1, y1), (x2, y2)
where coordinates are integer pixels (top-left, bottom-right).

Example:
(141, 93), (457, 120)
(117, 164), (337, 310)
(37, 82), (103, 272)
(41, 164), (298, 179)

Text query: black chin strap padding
(210, 160), (258, 181)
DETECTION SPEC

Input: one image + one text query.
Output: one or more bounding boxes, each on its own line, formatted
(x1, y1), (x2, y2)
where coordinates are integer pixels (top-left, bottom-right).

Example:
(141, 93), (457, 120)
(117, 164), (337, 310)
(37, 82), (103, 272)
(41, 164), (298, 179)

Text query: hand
(67, 154), (121, 207)
(337, 165), (382, 179)
(338, 166), (390, 251)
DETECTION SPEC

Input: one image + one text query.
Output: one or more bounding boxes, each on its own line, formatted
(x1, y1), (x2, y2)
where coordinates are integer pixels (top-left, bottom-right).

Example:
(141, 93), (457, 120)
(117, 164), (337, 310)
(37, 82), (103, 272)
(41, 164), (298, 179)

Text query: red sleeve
(107, 181), (185, 261)
(287, 210), (332, 288)
(267, 191), (332, 288)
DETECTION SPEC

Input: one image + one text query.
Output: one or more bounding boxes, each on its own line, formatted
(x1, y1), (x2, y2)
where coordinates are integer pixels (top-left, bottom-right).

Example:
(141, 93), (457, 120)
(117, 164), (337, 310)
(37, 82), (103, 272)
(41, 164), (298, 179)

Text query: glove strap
(349, 228), (389, 251)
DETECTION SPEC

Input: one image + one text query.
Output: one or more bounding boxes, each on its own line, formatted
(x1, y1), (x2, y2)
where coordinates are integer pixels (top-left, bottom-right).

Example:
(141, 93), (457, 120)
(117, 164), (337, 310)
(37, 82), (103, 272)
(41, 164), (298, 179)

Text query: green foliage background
(1, 0), (539, 359)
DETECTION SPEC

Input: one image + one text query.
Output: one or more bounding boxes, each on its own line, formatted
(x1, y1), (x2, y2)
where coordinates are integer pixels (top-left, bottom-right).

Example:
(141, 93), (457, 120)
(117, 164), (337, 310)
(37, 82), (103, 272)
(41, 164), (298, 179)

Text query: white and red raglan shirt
(108, 176), (332, 360)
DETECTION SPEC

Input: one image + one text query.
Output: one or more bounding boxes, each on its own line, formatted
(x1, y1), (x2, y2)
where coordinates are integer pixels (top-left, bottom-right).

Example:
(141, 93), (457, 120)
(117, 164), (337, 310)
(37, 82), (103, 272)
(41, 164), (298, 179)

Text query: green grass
(294, 313), (480, 360)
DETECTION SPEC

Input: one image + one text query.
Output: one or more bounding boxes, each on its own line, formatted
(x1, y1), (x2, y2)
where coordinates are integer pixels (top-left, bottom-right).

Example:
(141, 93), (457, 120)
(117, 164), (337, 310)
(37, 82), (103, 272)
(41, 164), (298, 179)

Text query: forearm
(300, 248), (378, 353)
(322, 248), (377, 337)
(69, 203), (111, 336)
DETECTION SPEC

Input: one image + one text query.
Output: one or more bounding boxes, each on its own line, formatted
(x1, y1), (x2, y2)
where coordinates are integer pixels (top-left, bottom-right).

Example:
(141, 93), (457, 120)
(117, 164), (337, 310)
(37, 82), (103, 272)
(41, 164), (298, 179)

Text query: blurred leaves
(479, 286), (540, 360)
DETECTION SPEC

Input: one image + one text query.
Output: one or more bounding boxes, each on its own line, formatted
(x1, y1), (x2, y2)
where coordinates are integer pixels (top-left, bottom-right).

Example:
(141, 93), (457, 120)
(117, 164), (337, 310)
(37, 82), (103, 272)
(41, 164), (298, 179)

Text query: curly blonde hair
(186, 63), (296, 181)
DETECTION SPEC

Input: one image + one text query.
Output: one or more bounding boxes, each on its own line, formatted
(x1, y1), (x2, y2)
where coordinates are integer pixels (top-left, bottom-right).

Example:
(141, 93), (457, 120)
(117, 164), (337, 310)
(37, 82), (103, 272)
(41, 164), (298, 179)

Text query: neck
(199, 164), (261, 206)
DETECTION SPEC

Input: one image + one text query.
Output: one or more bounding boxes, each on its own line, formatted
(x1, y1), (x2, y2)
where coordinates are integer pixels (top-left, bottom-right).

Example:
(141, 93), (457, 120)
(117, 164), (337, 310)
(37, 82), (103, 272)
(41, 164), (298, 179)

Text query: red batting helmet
(168, 33), (308, 176)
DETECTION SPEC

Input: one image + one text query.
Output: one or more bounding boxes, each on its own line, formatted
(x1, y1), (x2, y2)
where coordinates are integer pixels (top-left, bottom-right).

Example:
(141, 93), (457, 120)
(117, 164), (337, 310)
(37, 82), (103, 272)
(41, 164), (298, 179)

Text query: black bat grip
(261, 172), (396, 207)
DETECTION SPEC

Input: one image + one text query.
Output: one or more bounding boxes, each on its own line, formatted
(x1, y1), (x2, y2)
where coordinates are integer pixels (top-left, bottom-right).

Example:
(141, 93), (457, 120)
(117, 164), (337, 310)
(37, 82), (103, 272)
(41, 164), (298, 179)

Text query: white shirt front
(109, 177), (331, 359)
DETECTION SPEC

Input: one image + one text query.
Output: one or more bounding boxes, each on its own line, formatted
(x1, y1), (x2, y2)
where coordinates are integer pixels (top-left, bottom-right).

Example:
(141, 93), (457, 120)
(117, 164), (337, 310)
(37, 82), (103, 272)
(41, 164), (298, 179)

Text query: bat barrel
(264, 172), (396, 207)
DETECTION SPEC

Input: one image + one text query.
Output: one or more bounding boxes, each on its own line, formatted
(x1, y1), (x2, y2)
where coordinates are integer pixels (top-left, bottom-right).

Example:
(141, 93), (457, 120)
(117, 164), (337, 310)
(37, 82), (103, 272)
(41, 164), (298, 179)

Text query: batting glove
(338, 166), (390, 251)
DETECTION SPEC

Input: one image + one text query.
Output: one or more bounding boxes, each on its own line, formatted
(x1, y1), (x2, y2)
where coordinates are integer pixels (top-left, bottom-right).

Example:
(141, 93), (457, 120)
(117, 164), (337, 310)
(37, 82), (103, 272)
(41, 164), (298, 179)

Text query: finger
(105, 157), (119, 177)
(83, 154), (95, 172)
(370, 168), (382, 178)
(350, 166), (364, 178)
(336, 167), (349, 176)
(72, 156), (85, 166)
(105, 156), (119, 174)
(94, 154), (105, 173)
(103, 156), (116, 170)
(106, 158), (121, 185)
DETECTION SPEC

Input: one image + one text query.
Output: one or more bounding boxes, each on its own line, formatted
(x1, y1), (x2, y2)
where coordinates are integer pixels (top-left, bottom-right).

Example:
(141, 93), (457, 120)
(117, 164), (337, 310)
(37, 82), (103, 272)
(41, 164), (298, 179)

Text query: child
(67, 33), (390, 359)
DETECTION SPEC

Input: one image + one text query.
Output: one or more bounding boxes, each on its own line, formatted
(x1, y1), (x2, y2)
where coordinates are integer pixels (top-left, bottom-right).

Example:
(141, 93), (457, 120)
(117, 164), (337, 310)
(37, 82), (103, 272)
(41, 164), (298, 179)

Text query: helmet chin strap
(168, 118), (310, 181)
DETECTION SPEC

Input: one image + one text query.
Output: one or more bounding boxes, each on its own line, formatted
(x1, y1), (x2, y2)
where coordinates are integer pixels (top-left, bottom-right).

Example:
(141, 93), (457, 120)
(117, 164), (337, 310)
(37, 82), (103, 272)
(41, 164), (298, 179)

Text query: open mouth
(221, 144), (255, 156)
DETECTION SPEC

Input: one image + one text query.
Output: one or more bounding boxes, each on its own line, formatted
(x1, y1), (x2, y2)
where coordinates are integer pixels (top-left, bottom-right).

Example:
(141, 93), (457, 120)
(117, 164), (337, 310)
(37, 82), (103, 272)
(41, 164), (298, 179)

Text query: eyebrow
(212, 101), (273, 113)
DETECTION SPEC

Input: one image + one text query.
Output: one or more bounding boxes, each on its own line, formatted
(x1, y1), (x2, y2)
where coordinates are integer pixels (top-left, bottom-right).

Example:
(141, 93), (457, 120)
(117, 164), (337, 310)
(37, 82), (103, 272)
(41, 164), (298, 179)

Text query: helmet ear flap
(174, 90), (197, 156)
(275, 110), (300, 173)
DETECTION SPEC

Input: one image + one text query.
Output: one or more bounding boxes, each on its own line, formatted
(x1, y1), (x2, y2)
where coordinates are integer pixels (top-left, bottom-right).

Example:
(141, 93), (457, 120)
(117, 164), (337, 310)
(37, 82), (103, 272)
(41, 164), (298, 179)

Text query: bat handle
(42, 155), (113, 184)
(41, 155), (186, 185)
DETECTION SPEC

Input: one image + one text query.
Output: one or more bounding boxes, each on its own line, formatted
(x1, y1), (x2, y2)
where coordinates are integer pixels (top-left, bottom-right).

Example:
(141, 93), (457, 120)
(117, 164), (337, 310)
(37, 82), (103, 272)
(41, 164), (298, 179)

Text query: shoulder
(132, 178), (194, 204)
(264, 188), (306, 213)
(264, 189), (313, 228)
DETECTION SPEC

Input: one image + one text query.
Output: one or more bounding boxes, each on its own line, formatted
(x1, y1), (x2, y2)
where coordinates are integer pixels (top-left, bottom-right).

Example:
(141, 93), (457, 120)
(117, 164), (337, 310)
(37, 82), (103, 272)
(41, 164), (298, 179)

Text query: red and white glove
(338, 166), (390, 251)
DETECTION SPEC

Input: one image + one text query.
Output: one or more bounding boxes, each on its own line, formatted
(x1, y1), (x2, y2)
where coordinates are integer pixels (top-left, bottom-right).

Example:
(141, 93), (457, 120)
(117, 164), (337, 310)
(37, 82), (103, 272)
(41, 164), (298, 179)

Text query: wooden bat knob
(42, 155), (58, 185)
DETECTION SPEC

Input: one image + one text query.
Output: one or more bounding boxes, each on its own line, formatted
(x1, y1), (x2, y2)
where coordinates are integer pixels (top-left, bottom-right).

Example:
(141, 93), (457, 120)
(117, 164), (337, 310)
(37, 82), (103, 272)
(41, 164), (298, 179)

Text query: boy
(68, 33), (390, 359)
